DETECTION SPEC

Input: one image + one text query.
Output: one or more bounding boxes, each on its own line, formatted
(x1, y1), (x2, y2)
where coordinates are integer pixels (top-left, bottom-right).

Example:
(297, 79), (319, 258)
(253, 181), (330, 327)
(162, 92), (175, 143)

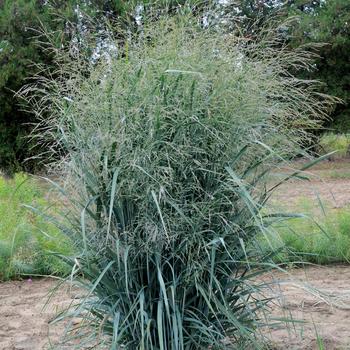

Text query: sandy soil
(273, 178), (350, 209)
(271, 160), (350, 209)
(0, 266), (350, 349)
(0, 279), (76, 350)
(266, 265), (350, 349)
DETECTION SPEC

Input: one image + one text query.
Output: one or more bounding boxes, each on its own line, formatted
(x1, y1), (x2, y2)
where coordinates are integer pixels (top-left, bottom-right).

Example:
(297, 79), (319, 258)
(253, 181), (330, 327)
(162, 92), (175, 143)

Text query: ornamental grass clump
(27, 15), (335, 349)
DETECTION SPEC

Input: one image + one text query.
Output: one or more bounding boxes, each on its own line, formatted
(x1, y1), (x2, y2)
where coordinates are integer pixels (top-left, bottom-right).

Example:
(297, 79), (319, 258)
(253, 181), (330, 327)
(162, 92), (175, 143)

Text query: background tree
(0, 1), (55, 173)
(288, 0), (350, 132)
(221, 0), (349, 133)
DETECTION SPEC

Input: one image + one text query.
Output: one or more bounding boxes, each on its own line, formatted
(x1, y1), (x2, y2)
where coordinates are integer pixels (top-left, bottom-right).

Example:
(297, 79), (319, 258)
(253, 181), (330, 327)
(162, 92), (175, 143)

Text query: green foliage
(0, 0), (72, 172)
(265, 199), (350, 265)
(26, 13), (337, 349)
(0, 1), (43, 171)
(0, 173), (71, 280)
(229, 0), (350, 132)
(288, 0), (350, 132)
(319, 132), (350, 159)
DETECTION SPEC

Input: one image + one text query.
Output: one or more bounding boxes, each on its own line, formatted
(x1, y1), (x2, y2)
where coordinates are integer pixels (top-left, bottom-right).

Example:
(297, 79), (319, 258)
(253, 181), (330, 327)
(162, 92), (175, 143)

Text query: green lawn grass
(264, 198), (350, 264)
(0, 173), (71, 280)
(319, 133), (350, 160)
(316, 169), (350, 180)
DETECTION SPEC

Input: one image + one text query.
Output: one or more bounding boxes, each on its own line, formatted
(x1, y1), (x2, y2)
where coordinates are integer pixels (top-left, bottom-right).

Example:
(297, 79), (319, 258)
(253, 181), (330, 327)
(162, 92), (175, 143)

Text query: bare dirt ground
(0, 279), (69, 350)
(1, 160), (350, 349)
(272, 159), (350, 209)
(266, 265), (350, 350)
(1, 266), (350, 350)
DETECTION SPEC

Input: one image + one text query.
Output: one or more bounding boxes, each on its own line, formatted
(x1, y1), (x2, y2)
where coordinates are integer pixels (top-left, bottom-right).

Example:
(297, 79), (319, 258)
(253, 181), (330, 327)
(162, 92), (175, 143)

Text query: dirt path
(266, 265), (350, 349)
(271, 160), (350, 210)
(0, 279), (70, 350)
(272, 178), (350, 209)
(1, 266), (350, 349)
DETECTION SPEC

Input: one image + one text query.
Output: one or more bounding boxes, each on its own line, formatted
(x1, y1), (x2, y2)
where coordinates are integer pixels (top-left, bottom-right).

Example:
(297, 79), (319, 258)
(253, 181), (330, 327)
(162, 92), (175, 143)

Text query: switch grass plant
(26, 14), (336, 350)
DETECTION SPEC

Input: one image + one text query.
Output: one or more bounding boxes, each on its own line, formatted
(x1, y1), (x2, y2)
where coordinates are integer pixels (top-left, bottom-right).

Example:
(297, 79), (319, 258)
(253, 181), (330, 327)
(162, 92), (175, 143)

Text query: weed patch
(264, 198), (350, 264)
(319, 133), (350, 159)
(0, 173), (71, 280)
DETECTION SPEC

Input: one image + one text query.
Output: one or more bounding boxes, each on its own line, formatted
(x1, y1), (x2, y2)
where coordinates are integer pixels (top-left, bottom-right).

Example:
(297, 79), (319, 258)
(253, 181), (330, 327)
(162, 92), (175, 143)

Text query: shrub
(0, 173), (71, 280)
(319, 132), (350, 159)
(27, 15), (336, 349)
